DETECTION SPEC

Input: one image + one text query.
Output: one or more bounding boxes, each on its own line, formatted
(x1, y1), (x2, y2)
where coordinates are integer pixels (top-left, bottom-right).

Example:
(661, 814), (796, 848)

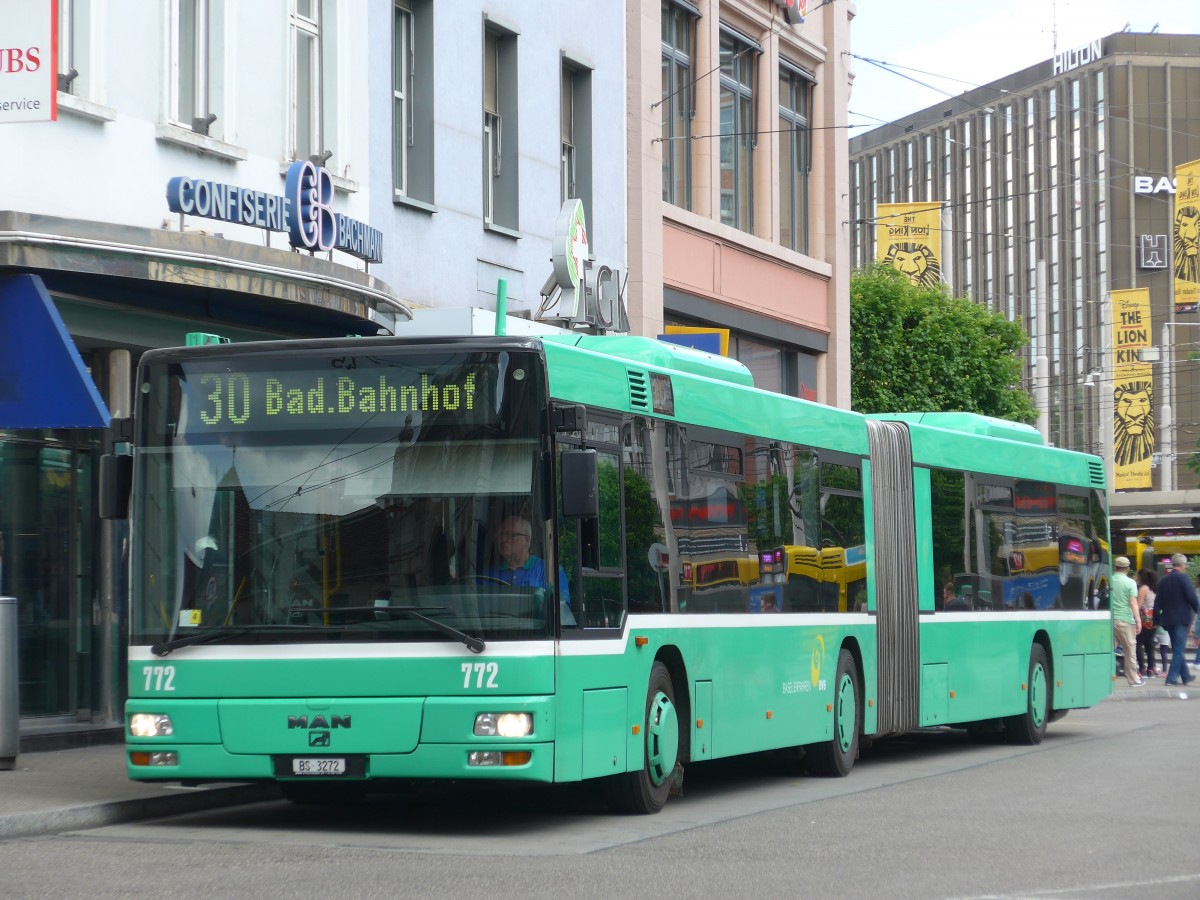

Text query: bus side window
(558, 423), (627, 630)
(623, 419), (671, 614)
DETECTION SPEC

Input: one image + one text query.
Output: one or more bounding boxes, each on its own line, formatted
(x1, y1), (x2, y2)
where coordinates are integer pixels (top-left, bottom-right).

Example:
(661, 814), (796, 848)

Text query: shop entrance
(0, 440), (98, 721)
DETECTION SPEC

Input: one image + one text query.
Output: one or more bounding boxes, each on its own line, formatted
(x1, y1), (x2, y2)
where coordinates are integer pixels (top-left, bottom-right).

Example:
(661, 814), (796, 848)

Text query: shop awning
(0, 273), (110, 428)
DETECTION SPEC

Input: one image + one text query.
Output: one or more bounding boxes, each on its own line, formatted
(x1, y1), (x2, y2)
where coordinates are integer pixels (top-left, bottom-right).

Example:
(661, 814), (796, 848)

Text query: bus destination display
(178, 359), (498, 432)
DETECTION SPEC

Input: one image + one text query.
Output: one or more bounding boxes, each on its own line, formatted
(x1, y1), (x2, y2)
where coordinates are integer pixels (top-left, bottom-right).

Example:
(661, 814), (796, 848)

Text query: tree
(850, 266), (1037, 422)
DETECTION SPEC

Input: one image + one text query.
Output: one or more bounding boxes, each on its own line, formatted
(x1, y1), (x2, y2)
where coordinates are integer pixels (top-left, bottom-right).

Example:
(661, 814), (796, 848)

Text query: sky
(848, 0), (1200, 136)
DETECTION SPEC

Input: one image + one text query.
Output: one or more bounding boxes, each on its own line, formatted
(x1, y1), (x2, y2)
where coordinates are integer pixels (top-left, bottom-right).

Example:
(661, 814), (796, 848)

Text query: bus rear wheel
(606, 661), (679, 814)
(807, 648), (860, 777)
(1004, 644), (1050, 745)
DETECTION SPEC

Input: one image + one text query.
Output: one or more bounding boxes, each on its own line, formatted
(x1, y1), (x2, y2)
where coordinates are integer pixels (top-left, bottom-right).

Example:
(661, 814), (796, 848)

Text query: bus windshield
(130, 345), (552, 647)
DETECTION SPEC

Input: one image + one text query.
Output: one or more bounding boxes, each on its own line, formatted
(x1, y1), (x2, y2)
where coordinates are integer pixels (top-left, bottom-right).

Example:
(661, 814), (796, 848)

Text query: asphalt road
(3, 694), (1198, 899)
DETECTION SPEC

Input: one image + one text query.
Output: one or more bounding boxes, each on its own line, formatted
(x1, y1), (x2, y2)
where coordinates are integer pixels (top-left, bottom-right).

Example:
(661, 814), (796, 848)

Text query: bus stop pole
(0, 597), (18, 769)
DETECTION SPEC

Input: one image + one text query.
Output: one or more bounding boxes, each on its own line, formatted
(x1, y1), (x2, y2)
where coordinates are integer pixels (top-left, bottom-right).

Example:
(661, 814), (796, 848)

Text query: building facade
(1, 0), (628, 743)
(367, 2), (627, 322)
(628, 0), (855, 404)
(849, 32), (1200, 538)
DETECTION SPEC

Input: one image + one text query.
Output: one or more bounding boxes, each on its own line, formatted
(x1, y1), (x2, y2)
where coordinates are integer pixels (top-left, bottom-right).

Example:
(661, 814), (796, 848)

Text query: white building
(0, 0), (626, 742)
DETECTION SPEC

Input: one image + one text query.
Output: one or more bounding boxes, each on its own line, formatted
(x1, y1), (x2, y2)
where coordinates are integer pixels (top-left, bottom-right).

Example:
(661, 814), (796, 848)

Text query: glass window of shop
(0, 431), (101, 719)
(663, 320), (819, 401)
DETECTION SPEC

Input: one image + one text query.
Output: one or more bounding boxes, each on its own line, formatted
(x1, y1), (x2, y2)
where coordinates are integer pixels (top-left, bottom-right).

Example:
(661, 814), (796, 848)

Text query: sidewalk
(0, 742), (280, 840)
(1108, 664), (1198, 700)
(0, 671), (1193, 842)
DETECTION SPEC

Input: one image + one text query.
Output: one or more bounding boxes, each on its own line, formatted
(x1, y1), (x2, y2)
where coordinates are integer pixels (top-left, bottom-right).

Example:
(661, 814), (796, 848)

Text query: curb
(1105, 687), (1191, 702)
(0, 783), (282, 841)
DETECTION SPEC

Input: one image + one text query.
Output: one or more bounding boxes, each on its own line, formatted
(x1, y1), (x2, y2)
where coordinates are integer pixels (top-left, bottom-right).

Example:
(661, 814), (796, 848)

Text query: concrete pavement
(0, 669), (1193, 842)
(0, 742), (280, 840)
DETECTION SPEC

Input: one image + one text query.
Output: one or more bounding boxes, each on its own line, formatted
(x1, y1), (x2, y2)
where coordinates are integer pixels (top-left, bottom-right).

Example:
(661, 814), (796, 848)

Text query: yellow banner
(1175, 159), (1200, 314)
(875, 202), (944, 289)
(1111, 288), (1154, 489)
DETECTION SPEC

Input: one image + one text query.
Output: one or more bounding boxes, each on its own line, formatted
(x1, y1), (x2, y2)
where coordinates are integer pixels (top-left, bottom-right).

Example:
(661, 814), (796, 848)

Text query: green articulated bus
(108, 332), (1114, 813)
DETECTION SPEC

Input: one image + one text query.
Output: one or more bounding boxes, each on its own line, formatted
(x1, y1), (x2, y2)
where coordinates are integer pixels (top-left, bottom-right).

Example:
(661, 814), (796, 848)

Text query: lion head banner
(1176, 159), (1200, 314)
(875, 202), (945, 289)
(1111, 288), (1154, 489)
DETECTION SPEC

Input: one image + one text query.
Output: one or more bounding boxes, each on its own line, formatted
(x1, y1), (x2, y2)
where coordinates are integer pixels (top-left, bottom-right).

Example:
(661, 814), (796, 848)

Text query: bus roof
(541, 333), (755, 387)
(867, 412), (1043, 445)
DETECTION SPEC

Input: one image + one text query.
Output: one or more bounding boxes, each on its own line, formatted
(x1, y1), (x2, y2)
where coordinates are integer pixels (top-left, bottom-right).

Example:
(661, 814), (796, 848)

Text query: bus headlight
(129, 713), (174, 737)
(473, 712), (533, 737)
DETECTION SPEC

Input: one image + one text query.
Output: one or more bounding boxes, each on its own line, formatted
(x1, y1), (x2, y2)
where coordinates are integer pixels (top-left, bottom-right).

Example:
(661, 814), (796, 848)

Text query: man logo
(289, 714), (350, 748)
(287, 715), (352, 730)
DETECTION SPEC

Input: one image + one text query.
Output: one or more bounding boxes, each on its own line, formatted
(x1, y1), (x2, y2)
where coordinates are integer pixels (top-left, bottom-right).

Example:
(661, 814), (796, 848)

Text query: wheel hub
(646, 690), (679, 785)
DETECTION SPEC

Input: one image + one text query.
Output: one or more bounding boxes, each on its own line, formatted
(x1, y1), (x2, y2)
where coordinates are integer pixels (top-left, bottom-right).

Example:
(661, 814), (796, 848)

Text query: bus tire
(807, 649), (860, 777)
(606, 661), (679, 814)
(1005, 644), (1050, 745)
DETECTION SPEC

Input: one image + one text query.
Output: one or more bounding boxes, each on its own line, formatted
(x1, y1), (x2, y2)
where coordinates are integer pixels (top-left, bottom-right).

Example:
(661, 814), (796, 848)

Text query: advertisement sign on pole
(1111, 288), (1153, 489)
(875, 202), (945, 289)
(1174, 159), (1200, 314)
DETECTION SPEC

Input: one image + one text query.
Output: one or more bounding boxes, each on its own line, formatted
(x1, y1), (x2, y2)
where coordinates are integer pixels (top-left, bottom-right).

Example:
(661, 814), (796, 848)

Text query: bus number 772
(462, 662), (499, 689)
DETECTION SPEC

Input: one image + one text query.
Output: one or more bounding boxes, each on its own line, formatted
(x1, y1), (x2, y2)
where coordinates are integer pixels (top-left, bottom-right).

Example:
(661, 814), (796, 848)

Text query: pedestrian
(1109, 556), (1144, 686)
(1135, 569), (1160, 677)
(1153, 553), (1199, 686)
(1193, 574), (1200, 668)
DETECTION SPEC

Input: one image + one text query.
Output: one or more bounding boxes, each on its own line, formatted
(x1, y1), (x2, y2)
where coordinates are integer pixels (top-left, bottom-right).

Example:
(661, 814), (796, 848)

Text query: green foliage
(621, 465), (662, 603)
(850, 266), (1037, 423)
(741, 474), (795, 551)
(929, 469), (966, 588)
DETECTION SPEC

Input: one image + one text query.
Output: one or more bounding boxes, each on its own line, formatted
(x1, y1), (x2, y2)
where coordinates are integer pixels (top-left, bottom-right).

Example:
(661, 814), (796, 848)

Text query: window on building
(483, 25), (519, 232)
(561, 60), (592, 226)
(719, 28), (756, 232)
(661, 1), (695, 209)
(393, 0), (433, 204)
(290, 0), (337, 166)
(170, 0), (223, 135)
(779, 62), (811, 253)
(57, 0), (91, 96)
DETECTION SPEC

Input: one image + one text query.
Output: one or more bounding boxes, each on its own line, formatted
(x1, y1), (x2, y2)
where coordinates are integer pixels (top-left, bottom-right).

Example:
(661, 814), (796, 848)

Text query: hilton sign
(1052, 39), (1103, 76)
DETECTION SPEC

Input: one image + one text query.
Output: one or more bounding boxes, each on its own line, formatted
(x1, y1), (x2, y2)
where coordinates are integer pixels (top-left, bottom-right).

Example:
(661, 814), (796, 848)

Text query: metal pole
(0, 597), (19, 769)
(100, 349), (131, 725)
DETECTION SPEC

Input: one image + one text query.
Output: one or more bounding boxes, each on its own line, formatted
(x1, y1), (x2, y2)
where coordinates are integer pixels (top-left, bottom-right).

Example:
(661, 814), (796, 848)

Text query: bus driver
(485, 515), (574, 621)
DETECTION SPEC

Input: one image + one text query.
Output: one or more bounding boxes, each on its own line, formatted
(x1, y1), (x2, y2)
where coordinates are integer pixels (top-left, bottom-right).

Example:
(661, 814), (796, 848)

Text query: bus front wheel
(606, 661), (679, 814)
(807, 648), (860, 777)
(1005, 644), (1050, 745)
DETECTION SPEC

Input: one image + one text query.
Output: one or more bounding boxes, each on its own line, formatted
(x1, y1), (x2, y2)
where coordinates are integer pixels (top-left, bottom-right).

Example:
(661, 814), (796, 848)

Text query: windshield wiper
(326, 605), (486, 654)
(150, 624), (320, 657)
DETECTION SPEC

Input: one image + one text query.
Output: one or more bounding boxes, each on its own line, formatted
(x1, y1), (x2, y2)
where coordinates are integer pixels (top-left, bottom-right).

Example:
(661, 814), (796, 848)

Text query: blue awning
(0, 274), (110, 429)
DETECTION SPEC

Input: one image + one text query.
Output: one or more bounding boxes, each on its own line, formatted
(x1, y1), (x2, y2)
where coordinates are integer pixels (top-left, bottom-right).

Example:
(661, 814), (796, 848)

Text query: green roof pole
(495, 278), (508, 336)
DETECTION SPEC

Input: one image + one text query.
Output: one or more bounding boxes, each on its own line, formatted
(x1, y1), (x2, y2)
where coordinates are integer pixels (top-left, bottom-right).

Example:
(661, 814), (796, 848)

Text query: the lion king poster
(1175, 159), (1200, 314)
(1111, 288), (1154, 489)
(875, 202), (944, 289)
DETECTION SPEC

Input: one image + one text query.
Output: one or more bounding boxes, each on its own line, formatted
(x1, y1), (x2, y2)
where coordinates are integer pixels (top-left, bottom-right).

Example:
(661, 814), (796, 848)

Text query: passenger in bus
(485, 515), (573, 619)
(944, 582), (970, 611)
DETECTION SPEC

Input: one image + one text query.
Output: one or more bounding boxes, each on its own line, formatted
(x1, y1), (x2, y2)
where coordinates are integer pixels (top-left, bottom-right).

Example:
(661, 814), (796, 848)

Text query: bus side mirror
(561, 449), (599, 519)
(99, 453), (132, 520)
